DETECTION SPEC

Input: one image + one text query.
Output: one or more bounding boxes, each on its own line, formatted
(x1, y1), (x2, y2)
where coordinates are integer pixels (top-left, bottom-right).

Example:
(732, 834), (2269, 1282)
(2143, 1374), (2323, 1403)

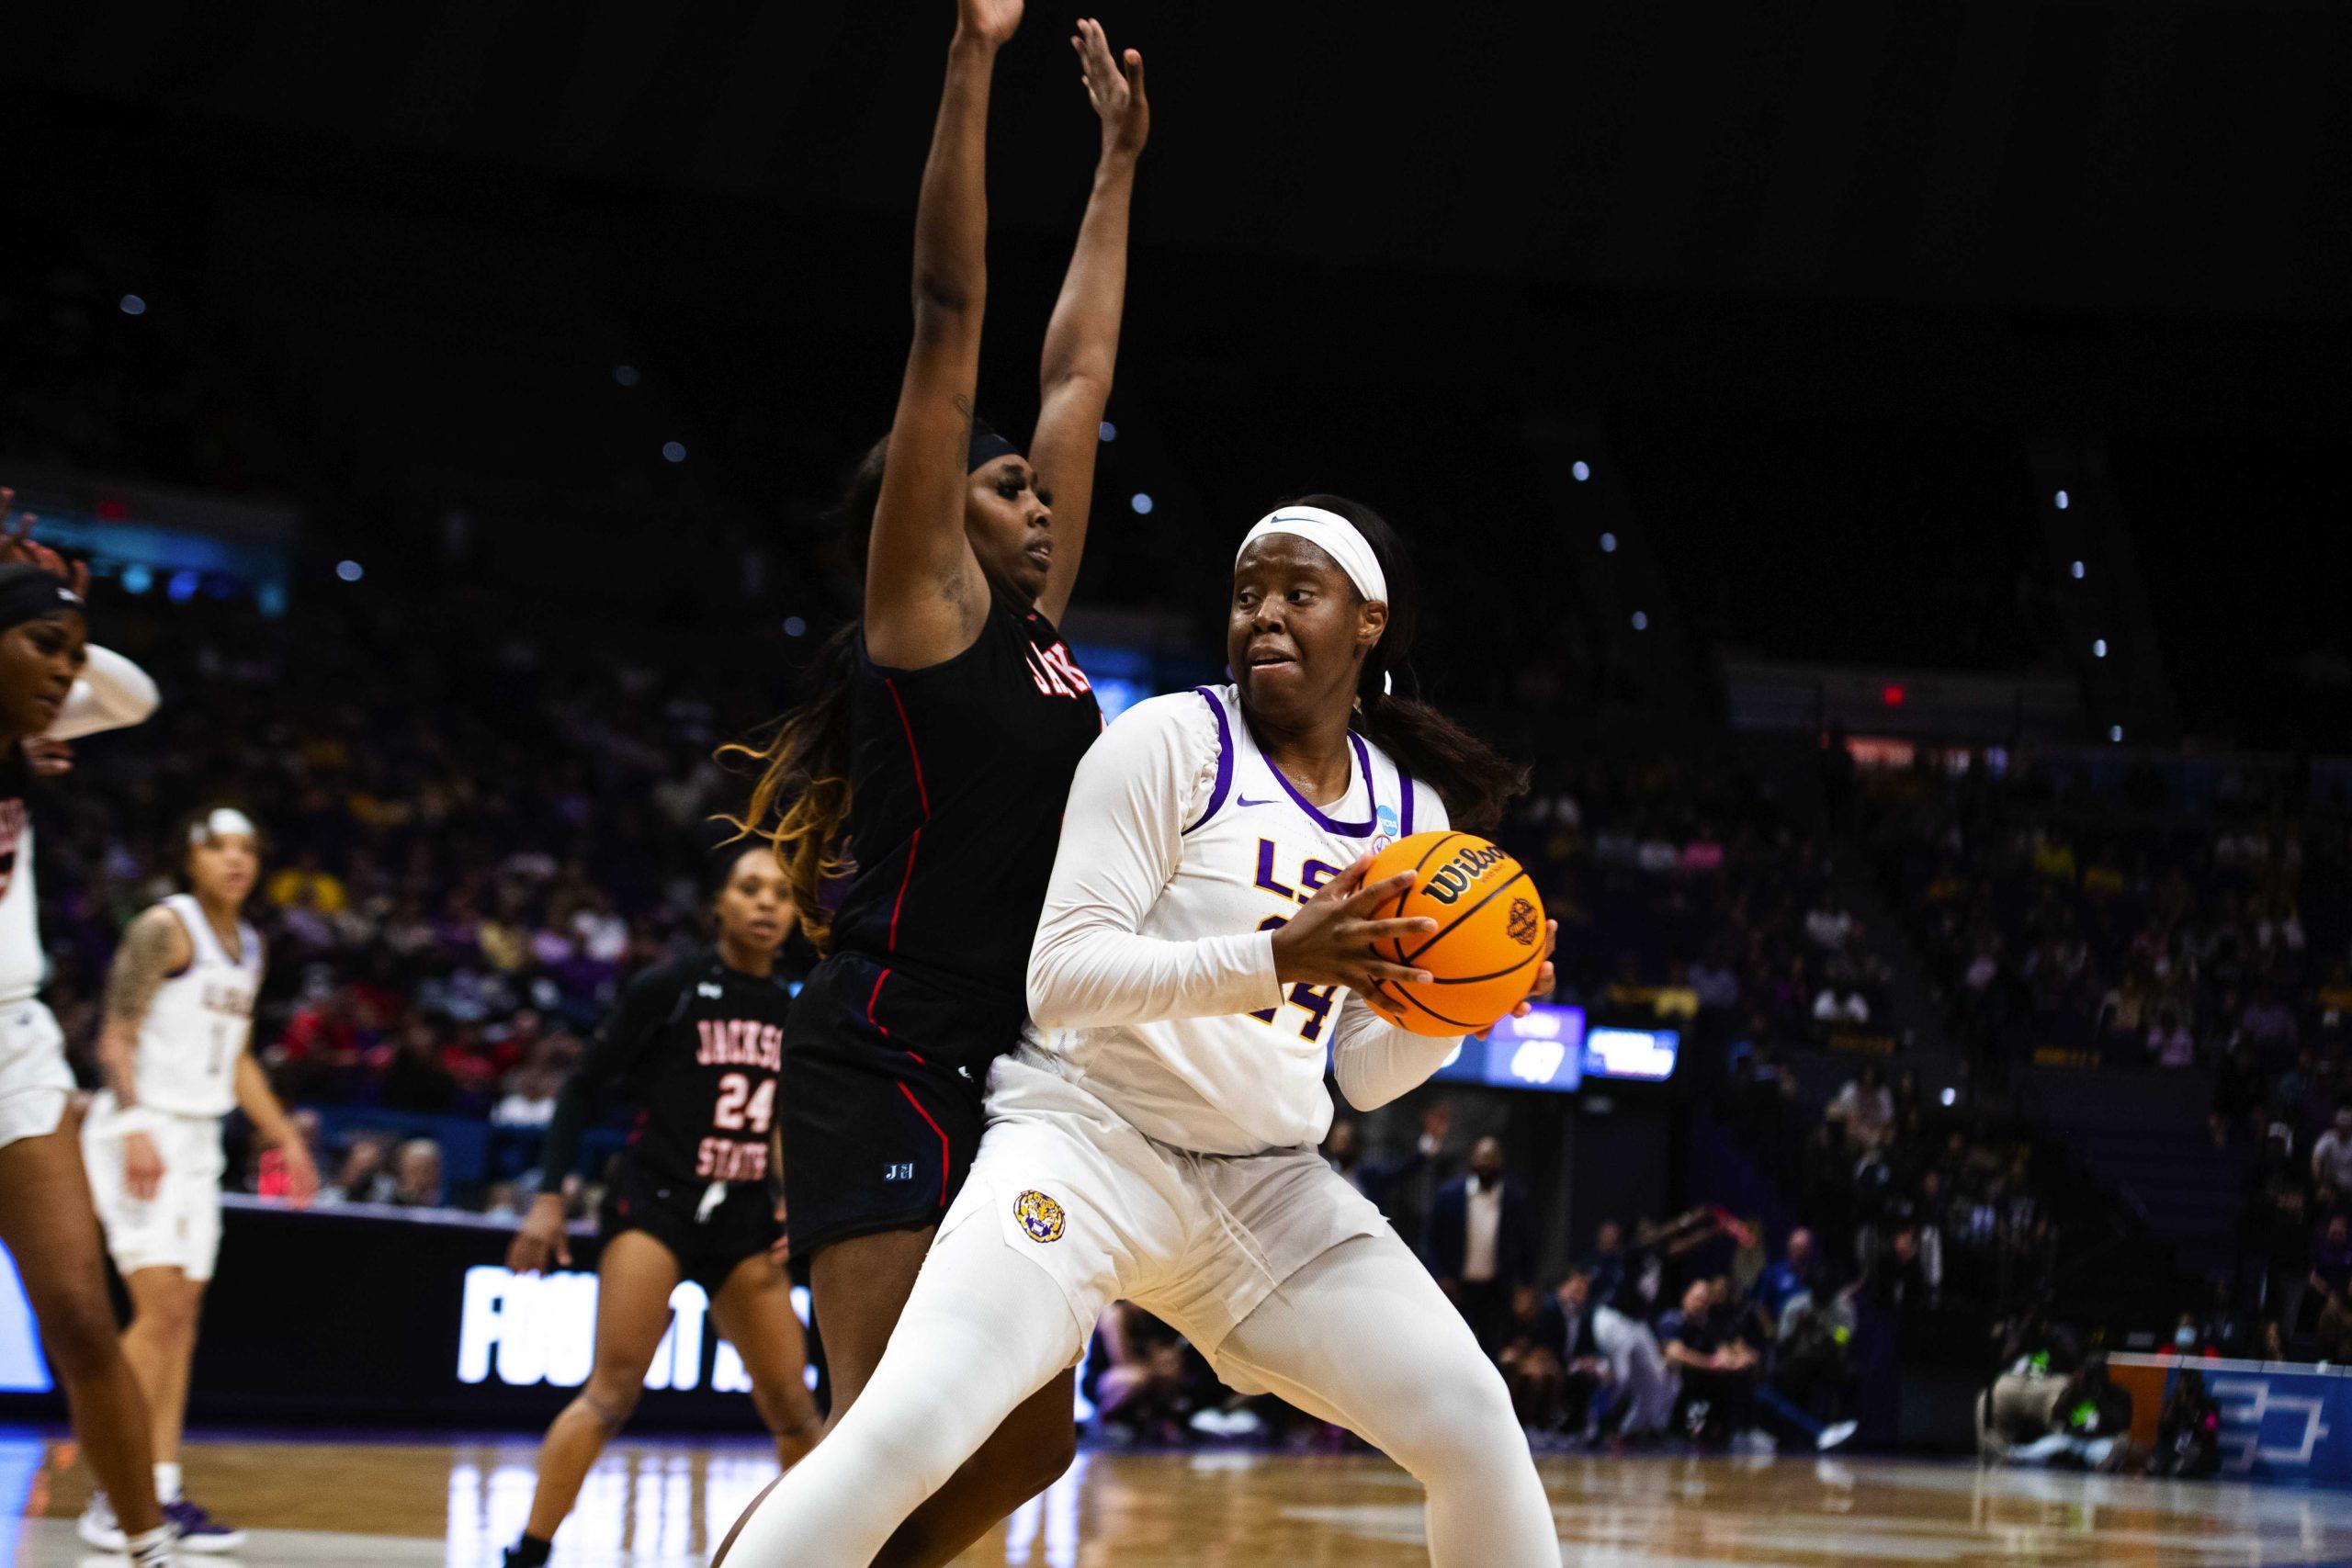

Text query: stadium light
(2093, 638), (2107, 658)
(336, 560), (365, 583)
(2054, 490), (2069, 509)
(119, 294), (147, 316)
(1130, 493), (1153, 514)
(613, 365), (639, 387)
(2109, 725), (2124, 743)
(2071, 560), (2085, 580)
(1631, 610), (1648, 631)
(1599, 533), (1617, 554)
(783, 616), (807, 637)
(1099, 421), (1116, 441)
(1571, 460), (1591, 482)
(662, 441), (687, 463)
(1939, 1088), (1957, 1107)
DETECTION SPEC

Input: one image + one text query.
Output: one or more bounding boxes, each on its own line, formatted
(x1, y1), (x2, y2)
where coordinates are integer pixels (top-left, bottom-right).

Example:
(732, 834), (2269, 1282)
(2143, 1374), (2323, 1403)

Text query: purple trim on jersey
(1182, 687), (1236, 836)
(1398, 764), (1417, 837)
(1250, 727), (1378, 839)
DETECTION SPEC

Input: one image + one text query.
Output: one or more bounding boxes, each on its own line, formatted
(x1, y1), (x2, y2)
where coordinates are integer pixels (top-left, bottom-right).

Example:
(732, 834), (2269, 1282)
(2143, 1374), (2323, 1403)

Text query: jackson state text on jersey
(1024, 638), (1093, 699)
(694, 1015), (782, 1180)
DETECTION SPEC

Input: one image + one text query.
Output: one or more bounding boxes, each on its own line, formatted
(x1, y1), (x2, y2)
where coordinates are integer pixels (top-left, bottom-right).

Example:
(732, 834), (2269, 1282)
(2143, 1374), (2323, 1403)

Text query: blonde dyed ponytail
(717, 623), (860, 951)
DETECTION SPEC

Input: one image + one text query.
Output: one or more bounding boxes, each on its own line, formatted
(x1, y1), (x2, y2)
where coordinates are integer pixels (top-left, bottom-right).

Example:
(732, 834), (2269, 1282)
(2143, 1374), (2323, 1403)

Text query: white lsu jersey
(0, 800), (42, 1007)
(134, 894), (263, 1118)
(1027, 684), (1446, 1156)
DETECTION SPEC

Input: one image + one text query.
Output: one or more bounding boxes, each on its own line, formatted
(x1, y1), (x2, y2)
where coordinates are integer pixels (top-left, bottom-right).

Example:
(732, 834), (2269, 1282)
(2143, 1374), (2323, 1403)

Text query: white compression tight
(715, 1219), (1556, 1567)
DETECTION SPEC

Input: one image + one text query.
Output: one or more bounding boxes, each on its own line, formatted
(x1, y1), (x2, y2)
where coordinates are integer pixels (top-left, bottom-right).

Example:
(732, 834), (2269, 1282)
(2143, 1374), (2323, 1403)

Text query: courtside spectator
(390, 1138), (447, 1209)
(1430, 1137), (1535, 1355)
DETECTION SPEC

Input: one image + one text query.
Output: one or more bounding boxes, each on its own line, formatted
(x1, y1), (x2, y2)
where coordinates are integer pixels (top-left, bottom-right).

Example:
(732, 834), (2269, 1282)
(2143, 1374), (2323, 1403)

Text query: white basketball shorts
(0, 999), (73, 1153)
(83, 1094), (226, 1281)
(946, 1048), (1388, 1387)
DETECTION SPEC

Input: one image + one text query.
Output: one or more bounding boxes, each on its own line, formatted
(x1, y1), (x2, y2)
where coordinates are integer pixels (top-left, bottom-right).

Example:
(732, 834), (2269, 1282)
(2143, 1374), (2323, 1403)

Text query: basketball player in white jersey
(718, 498), (1562, 1566)
(78, 808), (317, 1553)
(0, 518), (181, 1565)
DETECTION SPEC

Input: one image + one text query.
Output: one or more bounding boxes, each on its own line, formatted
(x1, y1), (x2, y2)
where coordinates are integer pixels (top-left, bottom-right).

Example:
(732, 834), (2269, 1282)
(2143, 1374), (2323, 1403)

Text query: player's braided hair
(715, 439), (889, 952)
(1283, 493), (1530, 832)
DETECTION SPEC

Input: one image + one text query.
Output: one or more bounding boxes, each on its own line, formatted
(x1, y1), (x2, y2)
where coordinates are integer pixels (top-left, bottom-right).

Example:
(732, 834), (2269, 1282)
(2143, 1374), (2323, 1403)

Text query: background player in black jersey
(500, 845), (821, 1568)
(721, 4), (1148, 1562)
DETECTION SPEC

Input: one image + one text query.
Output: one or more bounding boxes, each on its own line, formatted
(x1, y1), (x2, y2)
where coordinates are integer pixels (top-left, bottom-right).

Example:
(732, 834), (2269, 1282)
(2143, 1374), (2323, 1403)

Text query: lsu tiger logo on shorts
(1013, 1189), (1067, 1244)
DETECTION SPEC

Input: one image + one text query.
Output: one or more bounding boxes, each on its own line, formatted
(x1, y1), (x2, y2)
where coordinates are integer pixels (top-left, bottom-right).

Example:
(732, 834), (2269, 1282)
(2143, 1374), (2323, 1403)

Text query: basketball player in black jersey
(501, 846), (822, 1568)
(721, 5), (1147, 1562)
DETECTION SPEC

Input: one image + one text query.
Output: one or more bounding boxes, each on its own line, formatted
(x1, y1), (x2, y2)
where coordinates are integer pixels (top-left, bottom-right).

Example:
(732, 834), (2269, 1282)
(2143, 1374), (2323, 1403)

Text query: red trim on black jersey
(895, 1080), (951, 1208)
(882, 677), (931, 954)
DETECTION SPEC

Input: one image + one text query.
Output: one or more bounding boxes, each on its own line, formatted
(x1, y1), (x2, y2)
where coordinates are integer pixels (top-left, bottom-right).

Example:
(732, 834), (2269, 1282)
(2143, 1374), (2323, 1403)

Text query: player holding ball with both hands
(720, 481), (1561, 1568)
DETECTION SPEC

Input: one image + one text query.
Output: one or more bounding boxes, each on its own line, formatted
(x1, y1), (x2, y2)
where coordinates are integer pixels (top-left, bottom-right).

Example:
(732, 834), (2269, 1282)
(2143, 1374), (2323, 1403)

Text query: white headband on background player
(1237, 506), (1396, 694)
(189, 807), (258, 845)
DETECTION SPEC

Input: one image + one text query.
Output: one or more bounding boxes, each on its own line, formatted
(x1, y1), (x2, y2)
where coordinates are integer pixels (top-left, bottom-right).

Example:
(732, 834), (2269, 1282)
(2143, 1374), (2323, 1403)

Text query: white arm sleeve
(1026, 695), (1283, 1030)
(1329, 994), (1462, 1110)
(1329, 776), (1459, 1108)
(49, 644), (160, 740)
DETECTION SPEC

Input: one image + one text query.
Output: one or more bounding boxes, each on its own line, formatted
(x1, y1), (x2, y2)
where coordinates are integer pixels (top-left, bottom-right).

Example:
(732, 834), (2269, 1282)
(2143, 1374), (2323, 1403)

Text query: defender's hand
(1072, 18), (1148, 161)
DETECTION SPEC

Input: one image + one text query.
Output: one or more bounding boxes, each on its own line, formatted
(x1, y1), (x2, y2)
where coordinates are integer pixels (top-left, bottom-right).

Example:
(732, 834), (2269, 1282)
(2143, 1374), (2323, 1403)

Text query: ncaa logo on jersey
(1013, 1190), (1067, 1244)
(1374, 804), (1400, 852)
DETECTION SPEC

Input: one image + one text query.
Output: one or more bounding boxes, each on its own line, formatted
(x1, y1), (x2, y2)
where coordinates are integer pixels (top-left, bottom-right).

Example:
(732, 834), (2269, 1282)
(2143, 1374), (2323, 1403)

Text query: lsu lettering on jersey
(135, 894), (263, 1117)
(1027, 684), (1446, 1156)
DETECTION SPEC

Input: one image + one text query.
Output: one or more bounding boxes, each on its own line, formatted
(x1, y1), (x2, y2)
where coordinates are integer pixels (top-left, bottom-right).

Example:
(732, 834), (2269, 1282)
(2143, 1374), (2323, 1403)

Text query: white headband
(190, 808), (258, 845)
(1237, 506), (1389, 605)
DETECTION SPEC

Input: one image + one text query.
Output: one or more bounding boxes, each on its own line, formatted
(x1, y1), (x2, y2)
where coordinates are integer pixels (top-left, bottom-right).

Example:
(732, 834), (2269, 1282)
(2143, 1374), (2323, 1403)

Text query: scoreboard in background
(1420, 1005), (1678, 1093)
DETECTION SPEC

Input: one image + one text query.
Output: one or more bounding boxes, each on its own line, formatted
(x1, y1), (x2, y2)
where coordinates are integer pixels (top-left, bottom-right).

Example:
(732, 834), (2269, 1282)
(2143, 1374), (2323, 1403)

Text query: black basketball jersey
(829, 586), (1101, 1039)
(538, 948), (800, 1192)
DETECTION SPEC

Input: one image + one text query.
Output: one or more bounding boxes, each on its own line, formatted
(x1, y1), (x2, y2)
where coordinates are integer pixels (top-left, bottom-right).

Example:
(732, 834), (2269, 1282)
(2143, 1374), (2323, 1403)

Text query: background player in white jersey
(718, 498), (1562, 1566)
(0, 509), (180, 1566)
(79, 807), (318, 1553)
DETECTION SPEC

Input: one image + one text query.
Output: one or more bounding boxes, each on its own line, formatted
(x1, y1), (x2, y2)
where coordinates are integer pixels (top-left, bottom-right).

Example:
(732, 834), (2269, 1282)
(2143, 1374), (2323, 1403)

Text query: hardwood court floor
(12, 1431), (2352, 1564)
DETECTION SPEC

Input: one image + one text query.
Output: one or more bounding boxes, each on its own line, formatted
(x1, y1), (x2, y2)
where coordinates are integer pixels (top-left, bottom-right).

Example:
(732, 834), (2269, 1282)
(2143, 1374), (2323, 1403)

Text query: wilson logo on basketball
(1507, 898), (1539, 946)
(1014, 1190), (1067, 1244)
(1421, 842), (1511, 906)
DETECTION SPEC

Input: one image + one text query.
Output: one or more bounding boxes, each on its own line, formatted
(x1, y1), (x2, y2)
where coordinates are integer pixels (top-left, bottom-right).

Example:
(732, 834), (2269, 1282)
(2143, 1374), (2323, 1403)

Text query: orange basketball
(1360, 830), (1547, 1037)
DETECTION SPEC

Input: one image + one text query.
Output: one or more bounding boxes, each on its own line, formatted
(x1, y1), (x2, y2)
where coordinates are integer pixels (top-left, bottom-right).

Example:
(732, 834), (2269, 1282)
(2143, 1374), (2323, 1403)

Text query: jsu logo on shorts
(1014, 1190), (1067, 1244)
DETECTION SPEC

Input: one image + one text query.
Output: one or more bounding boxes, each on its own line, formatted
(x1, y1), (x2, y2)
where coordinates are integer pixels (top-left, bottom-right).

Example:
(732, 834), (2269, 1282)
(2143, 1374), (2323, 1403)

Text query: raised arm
(1028, 17), (1149, 625)
(50, 644), (159, 740)
(864, 0), (1025, 670)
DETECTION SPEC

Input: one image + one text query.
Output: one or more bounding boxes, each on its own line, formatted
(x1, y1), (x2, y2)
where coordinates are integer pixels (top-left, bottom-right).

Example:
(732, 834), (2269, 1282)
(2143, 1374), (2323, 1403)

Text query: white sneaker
(1187, 1408), (1263, 1438)
(77, 1493), (127, 1551)
(1817, 1419), (1860, 1451)
(126, 1524), (181, 1567)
